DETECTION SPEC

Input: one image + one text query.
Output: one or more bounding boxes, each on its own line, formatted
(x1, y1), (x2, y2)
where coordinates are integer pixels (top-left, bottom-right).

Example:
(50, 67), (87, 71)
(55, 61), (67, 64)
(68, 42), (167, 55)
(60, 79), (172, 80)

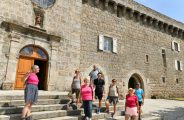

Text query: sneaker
(96, 108), (100, 114)
(85, 117), (89, 120)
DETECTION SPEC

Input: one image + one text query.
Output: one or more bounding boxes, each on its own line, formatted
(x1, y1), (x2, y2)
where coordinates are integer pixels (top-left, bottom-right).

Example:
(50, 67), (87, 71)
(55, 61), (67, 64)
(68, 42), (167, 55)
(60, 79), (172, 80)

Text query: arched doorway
(128, 73), (144, 89)
(15, 45), (48, 90)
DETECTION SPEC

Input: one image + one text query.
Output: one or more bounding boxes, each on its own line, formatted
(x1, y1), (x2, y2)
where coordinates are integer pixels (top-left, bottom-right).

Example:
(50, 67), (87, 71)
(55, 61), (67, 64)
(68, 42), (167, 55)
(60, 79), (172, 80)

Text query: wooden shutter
(180, 61), (183, 70)
(99, 34), (104, 50)
(113, 38), (117, 53)
(171, 41), (175, 50)
(175, 60), (178, 70)
(178, 43), (181, 51)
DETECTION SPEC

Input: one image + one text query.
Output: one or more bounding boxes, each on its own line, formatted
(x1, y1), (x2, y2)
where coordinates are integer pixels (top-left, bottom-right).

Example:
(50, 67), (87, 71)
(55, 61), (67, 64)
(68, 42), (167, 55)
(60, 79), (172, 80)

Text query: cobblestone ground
(142, 99), (184, 120)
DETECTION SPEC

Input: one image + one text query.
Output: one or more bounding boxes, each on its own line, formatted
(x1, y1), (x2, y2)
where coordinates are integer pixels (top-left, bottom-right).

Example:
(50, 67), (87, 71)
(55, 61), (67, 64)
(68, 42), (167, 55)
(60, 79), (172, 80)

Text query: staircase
(0, 91), (161, 120)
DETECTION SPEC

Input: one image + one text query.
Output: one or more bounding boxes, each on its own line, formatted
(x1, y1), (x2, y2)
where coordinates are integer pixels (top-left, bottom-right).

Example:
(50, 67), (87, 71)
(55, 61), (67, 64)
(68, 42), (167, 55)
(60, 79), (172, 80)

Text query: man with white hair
(89, 65), (100, 84)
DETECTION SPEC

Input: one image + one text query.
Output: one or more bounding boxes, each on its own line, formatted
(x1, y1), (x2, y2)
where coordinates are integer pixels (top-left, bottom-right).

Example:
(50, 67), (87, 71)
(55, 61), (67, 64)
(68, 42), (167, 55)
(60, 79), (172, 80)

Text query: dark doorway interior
(128, 77), (137, 89)
(34, 60), (47, 90)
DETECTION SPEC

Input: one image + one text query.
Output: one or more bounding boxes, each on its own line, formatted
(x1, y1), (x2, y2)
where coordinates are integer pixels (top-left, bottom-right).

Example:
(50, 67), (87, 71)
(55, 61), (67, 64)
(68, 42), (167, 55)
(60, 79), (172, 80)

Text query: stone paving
(141, 99), (184, 120)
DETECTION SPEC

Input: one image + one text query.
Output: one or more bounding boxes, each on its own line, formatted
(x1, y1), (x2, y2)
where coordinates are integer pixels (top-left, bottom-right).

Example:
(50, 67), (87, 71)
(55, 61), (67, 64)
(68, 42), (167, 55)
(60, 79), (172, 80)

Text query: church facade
(0, 0), (184, 98)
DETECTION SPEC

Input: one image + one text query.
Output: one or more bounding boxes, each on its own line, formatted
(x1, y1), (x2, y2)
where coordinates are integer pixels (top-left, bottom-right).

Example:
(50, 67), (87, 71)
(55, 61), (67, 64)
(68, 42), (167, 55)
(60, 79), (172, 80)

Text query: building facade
(0, 0), (184, 98)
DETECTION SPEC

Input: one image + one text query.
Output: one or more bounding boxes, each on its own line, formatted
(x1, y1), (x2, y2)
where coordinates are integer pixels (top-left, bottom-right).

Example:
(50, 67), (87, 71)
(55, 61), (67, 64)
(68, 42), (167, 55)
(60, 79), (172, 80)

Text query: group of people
(21, 64), (144, 120)
(71, 65), (120, 119)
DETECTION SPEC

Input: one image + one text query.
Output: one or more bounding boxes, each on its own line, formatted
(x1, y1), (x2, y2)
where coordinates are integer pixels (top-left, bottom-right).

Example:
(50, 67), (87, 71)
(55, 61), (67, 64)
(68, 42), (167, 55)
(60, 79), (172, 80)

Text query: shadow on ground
(151, 107), (184, 120)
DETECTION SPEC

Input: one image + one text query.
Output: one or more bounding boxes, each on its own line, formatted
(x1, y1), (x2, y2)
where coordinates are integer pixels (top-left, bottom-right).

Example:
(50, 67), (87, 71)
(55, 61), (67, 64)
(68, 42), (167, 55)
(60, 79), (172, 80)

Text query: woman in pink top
(125, 88), (139, 120)
(21, 65), (40, 120)
(81, 78), (93, 120)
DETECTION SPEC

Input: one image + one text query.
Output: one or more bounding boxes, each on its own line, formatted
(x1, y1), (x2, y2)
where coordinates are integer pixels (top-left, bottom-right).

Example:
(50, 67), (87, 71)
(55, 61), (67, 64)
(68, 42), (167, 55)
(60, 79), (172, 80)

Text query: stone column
(2, 32), (20, 90)
(178, 29), (183, 38)
(133, 11), (141, 22)
(146, 17), (153, 26)
(158, 21), (164, 32)
(94, 0), (99, 8)
(104, 0), (109, 10)
(152, 19), (159, 30)
(173, 27), (178, 37)
(47, 36), (61, 91)
(113, 3), (118, 15)
(163, 23), (169, 33)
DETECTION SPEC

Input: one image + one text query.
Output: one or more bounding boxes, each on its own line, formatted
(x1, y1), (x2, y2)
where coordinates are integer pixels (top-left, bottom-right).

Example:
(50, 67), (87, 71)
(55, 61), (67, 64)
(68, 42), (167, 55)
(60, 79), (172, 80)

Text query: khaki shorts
(72, 88), (80, 99)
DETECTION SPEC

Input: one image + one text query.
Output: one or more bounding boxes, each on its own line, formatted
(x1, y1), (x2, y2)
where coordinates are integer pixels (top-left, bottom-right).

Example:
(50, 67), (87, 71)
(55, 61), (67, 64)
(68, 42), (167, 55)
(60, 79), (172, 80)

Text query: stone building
(0, 0), (184, 98)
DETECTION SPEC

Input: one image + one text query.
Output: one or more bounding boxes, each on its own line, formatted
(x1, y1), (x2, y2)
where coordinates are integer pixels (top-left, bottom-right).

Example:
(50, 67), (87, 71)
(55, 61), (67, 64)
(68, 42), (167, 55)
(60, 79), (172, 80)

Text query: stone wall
(0, 0), (82, 91)
(80, 0), (184, 98)
(0, 0), (183, 98)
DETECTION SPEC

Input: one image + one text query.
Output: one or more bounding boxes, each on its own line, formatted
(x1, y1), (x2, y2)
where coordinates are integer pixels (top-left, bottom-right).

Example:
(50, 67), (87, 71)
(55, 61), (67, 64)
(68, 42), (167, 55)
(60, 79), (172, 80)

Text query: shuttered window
(98, 34), (117, 53)
(171, 41), (180, 52)
(175, 60), (183, 71)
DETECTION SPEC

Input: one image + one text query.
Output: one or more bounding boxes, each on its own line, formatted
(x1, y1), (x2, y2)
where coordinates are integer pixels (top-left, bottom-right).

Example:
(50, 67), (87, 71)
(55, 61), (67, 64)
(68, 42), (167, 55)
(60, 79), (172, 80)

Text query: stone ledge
(1, 21), (62, 43)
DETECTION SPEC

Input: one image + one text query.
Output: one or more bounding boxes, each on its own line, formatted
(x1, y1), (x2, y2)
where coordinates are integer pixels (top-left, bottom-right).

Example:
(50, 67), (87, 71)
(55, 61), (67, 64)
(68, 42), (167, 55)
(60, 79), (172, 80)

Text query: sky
(134, 0), (184, 23)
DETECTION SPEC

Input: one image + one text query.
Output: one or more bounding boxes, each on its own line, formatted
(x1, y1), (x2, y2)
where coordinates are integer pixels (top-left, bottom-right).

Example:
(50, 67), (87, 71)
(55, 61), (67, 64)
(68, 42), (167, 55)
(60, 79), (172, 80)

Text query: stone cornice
(82, 0), (184, 40)
(0, 21), (61, 43)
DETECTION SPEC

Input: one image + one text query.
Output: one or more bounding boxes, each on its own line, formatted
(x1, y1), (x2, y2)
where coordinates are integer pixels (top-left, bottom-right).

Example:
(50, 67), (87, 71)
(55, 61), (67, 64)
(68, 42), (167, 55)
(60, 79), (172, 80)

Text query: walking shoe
(96, 108), (100, 114)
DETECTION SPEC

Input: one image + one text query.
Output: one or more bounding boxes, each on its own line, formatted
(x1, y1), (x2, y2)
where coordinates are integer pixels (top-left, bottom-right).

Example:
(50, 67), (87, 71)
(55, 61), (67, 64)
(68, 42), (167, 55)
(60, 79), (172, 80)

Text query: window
(31, 0), (55, 8)
(162, 49), (167, 67)
(175, 60), (183, 71)
(99, 34), (117, 53)
(171, 41), (180, 52)
(104, 36), (113, 51)
(20, 46), (34, 56)
(162, 77), (165, 83)
(145, 55), (149, 63)
(176, 78), (179, 84)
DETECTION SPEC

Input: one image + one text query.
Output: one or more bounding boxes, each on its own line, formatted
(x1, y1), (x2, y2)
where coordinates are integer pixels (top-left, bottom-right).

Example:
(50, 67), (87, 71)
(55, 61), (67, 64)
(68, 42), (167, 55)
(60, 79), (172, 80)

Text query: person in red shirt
(125, 88), (139, 120)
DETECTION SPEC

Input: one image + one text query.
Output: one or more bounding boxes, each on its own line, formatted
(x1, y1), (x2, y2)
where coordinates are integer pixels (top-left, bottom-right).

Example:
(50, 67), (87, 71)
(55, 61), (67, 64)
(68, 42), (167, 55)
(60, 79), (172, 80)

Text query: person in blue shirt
(134, 83), (144, 120)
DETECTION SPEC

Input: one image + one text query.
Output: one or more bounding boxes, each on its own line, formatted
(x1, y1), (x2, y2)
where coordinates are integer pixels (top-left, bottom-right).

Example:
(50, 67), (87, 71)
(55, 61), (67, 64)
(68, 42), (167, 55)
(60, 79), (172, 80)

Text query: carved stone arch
(15, 44), (49, 90)
(122, 70), (150, 97)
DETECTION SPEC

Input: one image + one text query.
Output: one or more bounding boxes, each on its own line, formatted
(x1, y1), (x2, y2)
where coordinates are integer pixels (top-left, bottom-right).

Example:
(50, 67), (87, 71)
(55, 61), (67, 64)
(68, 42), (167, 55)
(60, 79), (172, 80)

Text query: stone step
(38, 116), (78, 120)
(0, 104), (67, 115)
(92, 101), (124, 107)
(106, 116), (161, 120)
(0, 91), (68, 101)
(0, 99), (65, 107)
(0, 110), (82, 120)
(0, 94), (68, 101)
(79, 113), (111, 120)
(0, 101), (124, 115)
(0, 99), (124, 107)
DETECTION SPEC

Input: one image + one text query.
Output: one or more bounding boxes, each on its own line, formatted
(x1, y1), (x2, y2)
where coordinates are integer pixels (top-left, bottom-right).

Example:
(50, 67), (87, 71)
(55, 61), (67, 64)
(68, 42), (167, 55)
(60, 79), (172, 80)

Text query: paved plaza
(142, 99), (184, 120)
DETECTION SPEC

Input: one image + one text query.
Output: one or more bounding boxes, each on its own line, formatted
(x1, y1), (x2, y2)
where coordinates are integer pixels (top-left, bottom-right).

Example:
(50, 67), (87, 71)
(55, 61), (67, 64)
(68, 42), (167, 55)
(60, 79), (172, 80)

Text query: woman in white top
(105, 79), (119, 118)
(71, 69), (82, 106)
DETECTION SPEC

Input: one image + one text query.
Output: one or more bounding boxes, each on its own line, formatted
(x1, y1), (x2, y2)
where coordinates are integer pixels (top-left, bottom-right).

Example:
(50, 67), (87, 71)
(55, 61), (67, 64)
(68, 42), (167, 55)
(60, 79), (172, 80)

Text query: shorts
(107, 96), (118, 105)
(138, 101), (142, 106)
(72, 88), (80, 99)
(125, 107), (138, 116)
(24, 84), (38, 104)
(95, 89), (103, 100)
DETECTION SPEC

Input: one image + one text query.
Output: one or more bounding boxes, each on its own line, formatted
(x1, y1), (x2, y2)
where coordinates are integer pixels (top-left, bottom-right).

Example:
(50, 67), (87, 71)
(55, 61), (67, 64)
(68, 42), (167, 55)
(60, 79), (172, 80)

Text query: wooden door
(15, 57), (34, 89)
